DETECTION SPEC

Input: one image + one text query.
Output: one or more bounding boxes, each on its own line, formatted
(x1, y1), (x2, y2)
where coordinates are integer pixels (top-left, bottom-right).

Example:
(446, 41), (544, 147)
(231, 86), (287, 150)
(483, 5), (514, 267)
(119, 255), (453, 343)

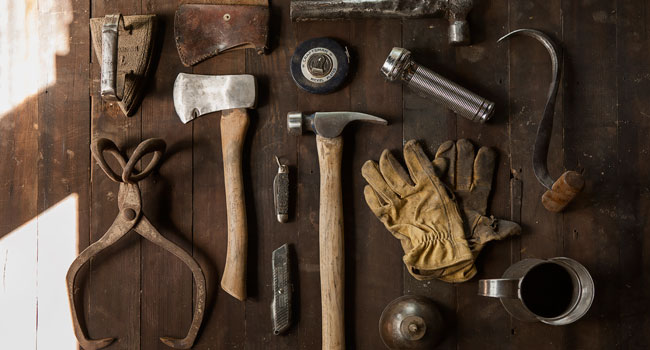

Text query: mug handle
(478, 279), (520, 298)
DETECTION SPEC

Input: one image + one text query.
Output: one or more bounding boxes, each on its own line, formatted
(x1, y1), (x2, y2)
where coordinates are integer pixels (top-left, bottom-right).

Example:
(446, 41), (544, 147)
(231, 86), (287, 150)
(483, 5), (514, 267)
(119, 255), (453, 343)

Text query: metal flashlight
(381, 47), (495, 123)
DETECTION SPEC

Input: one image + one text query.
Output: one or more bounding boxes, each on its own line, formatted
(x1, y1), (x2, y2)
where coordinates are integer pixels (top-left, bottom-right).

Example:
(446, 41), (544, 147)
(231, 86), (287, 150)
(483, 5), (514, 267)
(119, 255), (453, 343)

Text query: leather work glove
(361, 140), (473, 280)
(433, 139), (521, 282)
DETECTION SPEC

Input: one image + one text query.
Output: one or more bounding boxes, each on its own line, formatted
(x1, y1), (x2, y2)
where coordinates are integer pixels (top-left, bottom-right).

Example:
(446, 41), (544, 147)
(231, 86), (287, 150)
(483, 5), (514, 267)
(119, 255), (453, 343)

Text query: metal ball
(379, 295), (444, 349)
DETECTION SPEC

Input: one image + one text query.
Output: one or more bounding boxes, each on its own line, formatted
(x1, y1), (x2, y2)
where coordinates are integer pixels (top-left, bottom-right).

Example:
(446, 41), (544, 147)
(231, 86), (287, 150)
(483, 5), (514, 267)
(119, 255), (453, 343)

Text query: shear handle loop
(122, 138), (166, 183)
(91, 138), (127, 183)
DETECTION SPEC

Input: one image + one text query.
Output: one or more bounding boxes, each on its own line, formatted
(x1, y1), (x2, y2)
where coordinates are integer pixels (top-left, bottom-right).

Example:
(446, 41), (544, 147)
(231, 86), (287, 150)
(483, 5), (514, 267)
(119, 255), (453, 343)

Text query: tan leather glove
(433, 139), (521, 282)
(361, 140), (473, 280)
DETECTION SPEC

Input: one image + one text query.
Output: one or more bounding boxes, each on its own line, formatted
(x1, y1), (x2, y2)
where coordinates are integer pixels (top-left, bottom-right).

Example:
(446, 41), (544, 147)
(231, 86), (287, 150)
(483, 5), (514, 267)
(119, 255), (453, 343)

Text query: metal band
(101, 14), (125, 101)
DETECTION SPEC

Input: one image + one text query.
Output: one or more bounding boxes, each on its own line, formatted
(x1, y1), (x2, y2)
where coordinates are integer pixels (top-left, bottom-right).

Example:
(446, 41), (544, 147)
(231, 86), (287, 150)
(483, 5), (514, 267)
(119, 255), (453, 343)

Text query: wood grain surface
(315, 135), (345, 350)
(2, 0), (650, 349)
(220, 107), (250, 301)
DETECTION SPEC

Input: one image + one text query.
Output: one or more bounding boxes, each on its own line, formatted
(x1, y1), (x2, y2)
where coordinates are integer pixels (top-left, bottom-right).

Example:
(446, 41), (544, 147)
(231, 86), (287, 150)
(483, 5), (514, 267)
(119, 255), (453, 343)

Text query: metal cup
(478, 257), (594, 325)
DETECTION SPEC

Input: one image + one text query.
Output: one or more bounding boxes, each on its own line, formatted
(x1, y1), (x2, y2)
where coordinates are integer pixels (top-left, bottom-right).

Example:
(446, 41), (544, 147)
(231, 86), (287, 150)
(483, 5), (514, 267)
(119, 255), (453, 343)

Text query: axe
(174, 73), (256, 301)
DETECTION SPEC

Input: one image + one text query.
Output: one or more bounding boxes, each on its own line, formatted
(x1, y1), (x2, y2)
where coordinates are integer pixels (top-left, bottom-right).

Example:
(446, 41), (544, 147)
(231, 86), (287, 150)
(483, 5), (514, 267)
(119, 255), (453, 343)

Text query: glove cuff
(437, 260), (477, 283)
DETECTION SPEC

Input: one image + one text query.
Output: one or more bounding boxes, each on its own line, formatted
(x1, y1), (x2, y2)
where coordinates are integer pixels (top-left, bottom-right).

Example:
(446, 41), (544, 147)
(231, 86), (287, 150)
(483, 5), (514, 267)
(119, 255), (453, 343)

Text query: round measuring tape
(290, 37), (350, 94)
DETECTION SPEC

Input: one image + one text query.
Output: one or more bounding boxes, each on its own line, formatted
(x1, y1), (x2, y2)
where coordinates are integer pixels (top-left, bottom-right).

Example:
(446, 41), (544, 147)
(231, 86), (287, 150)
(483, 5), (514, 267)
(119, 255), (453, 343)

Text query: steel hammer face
(287, 111), (387, 138)
(173, 73), (257, 123)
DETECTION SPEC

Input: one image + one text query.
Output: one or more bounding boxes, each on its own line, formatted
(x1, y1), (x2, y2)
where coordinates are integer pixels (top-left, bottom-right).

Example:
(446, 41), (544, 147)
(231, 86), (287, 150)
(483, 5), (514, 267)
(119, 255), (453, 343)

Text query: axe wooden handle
(541, 170), (584, 212)
(316, 135), (345, 350)
(220, 108), (249, 301)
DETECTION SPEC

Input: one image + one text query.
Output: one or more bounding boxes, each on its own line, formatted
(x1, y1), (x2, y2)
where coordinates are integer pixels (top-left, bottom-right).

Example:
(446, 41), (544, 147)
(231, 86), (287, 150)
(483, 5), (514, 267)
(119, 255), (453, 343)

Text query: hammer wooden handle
(541, 170), (584, 212)
(316, 135), (345, 350)
(220, 108), (249, 301)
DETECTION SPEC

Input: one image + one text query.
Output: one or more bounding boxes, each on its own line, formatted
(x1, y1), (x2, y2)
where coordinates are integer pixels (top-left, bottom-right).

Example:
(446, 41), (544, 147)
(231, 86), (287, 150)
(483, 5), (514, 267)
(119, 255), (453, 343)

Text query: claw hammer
(288, 111), (387, 349)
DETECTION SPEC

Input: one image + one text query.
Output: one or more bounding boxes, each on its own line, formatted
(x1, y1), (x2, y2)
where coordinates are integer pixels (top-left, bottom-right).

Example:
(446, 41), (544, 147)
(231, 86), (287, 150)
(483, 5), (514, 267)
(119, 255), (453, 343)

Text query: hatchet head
(173, 73), (257, 124)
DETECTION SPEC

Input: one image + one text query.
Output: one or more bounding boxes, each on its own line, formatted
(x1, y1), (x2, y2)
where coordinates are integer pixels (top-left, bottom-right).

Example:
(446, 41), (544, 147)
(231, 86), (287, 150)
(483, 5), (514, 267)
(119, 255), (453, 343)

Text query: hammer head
(287, 111), (387, 138)
(173, 73), (257, 124)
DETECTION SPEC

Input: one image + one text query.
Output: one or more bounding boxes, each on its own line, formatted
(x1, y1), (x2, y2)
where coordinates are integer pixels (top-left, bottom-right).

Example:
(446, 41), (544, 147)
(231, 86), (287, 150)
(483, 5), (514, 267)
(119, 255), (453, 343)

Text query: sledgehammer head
(287, 111), (387, 138)
(173, 73), (256, 124)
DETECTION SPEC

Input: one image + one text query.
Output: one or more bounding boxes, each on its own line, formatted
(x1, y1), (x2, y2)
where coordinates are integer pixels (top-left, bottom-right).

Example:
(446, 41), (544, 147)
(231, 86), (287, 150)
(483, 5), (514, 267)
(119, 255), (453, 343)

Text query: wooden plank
(293, 20), (351, 349)
(453, 1), (512, 348)
(35, 0), (91, 348)
(347, 18), (403, 349)
(139, 0), (194, 349)
(87, 1), (142, 348)
(243, 0), (300, 347)
(401, 17), (457, 350)
(616, 1), (650, 347)
(561, 0), (619, 348)
(190, 29), (246, 350)
(0, 1), (644, 348)
(0, 87), (39, 350)
(505, 1), (566, 348)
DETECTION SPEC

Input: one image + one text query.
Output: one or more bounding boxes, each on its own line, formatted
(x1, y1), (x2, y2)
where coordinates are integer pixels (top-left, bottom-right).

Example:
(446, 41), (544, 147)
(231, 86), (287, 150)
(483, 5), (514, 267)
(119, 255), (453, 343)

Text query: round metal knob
(379, 295), (443, 349)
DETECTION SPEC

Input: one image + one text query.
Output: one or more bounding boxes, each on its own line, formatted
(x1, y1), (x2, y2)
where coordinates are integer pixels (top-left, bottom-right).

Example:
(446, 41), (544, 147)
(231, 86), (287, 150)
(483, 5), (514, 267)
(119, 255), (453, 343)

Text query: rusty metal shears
(66, 138), (206, 350)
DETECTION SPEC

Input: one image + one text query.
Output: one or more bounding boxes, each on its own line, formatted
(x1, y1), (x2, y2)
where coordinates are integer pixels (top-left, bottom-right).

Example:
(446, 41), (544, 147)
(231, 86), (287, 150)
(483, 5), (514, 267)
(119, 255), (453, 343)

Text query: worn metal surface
(478, 258), (594, 326)
(271, 243), (293, 335)
(287, 111), (387, 138)
(291, 0), (473, 44)
(174, 3), (269, 66)
(498, 29), (584, 212)
(381, 47), (494, 123)
(499, 29), (561, 191)
(99, 14), (123, 101)
(378, 295), (444, 349)
(66, 138), (207, 350)
(173, 73), (257, 123)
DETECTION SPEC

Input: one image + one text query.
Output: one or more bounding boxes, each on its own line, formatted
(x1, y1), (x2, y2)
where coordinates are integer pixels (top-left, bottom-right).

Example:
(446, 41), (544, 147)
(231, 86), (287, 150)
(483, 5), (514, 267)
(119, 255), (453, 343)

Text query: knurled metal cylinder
(381, 47), (494, 123)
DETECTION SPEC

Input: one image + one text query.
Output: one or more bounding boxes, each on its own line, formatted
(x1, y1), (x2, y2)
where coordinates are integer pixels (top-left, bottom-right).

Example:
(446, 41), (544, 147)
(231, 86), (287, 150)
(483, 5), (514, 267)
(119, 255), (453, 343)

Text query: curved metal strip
(66, 214), (135, 350)
(498, 28), (561, 190)
(91, 138), (127, 183)
(122, 138), (166, 183)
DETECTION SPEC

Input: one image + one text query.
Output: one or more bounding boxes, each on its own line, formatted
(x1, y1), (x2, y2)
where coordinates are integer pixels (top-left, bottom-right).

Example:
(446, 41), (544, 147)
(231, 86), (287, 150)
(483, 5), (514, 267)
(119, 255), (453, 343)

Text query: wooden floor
(1, 0), (649, 349)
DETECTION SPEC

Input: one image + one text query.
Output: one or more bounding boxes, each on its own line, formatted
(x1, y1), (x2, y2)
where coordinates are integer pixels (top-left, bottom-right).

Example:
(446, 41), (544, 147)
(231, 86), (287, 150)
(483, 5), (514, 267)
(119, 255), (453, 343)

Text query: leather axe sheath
(174, 0), (269, 66)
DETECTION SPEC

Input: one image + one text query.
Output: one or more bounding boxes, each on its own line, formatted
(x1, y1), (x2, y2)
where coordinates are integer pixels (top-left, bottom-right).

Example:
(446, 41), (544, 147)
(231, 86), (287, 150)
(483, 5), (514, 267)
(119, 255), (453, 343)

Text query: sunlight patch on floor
(0, 0), (73, 118)
(0, 194), (78, 350)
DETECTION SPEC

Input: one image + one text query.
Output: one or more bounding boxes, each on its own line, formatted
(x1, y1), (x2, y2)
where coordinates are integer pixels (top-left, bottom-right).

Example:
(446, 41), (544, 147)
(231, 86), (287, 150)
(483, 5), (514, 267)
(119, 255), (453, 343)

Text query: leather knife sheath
(174, 1), (269, 66)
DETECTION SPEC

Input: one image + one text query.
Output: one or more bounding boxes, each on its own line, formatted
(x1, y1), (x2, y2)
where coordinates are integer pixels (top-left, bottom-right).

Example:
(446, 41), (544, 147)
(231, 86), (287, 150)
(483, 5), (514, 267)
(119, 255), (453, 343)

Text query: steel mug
(478, 257), (594, 325)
